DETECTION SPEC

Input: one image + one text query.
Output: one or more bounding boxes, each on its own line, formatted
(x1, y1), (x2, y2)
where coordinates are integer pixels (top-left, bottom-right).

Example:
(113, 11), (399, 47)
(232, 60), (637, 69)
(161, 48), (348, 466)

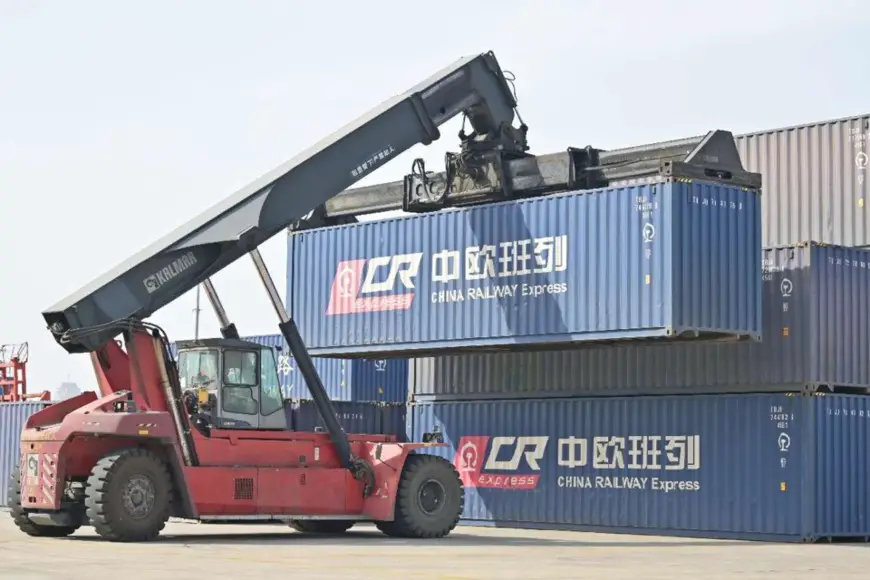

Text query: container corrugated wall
(280, 347), (410, 403)
(409, 393), (870, 541)
(0, 402), (51, 506)
(292, 400), (382, 435)
(410, 244), (870, 400)
(735, 115), (870, 247)
(813, 395), (870, 537)
(169, 334), (408, 402)
(288, 181), (762, 357)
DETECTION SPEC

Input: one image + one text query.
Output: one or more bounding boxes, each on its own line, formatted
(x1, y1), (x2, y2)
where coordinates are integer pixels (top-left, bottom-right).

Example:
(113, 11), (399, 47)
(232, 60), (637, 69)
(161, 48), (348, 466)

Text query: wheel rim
(416, 479), (446, 516)
(121, 475), (156, 519)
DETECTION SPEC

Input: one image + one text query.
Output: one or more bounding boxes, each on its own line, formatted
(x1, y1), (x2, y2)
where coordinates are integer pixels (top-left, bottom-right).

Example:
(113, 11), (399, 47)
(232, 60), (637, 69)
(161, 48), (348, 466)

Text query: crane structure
(0, 343), (50, 402)
(10, 50), (758, 543)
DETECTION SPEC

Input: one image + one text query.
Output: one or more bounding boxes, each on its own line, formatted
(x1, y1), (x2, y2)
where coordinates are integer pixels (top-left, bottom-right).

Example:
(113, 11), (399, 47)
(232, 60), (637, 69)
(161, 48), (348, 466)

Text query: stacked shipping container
(409, 243), (870, 399)
(736, 114), (869, 248)
(280, 113), (870, 541)
(396, 114), (870, 541)
(284, 163), (779, 539)
(407, 393), (870, 542)
(402, 239), (870, 540)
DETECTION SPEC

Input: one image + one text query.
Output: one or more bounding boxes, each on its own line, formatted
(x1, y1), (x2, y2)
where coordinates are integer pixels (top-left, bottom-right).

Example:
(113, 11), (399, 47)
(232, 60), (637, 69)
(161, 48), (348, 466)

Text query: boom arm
(44, 51), (526, 353)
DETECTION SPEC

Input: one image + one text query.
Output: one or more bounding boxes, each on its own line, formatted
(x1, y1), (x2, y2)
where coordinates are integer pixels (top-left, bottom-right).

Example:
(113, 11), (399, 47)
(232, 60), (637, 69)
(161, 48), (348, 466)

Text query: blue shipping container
(288, 181), (762, 357)
(410, 393), (870, 542)
(169, 334), (408, 402)
(0, 402), (51, 506)
(292, 400), (382, 435)
(410, 243), (870, 400)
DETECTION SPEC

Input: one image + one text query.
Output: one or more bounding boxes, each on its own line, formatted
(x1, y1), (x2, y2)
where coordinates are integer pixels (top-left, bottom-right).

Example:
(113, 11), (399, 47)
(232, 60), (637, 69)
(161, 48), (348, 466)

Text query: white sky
(0, 0), (867, 396)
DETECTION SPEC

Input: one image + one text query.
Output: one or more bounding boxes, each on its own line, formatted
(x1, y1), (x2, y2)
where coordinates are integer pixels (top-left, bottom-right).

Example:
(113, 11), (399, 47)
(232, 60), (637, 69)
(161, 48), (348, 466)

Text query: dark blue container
(288, 181), (762, 357)
(292, 400), (382, 435)
(282, 400), (294, 430)
(380, 403), (408, 441)
(409, 243), (870, 400)
(409, 393), (870, 542)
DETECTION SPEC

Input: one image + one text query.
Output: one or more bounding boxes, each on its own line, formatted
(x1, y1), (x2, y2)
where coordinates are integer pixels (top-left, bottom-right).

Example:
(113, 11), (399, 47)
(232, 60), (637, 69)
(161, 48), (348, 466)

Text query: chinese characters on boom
(350, 145), (396, 178)
(326, 235), (570, 316)
(453, 434), (701, 493)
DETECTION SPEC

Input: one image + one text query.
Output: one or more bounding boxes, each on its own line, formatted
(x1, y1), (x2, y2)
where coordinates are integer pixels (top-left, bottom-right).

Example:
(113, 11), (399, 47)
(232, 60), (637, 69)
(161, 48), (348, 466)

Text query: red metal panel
(183, 439), (421, 520)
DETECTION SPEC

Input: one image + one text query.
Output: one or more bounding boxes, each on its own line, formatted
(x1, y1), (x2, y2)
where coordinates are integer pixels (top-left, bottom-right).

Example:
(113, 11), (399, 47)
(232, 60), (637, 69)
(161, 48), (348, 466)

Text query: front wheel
(85, 448), (174, 542)
(288, 520), (355, 534)
(376, 454), (463, 539)
(7, 466), (79, 538)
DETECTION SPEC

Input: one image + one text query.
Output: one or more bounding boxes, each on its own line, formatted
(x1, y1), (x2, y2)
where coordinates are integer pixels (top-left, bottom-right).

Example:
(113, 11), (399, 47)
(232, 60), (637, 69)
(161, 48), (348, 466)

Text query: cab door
(258, 346), (288, 430)
(218, 349), (261, 429)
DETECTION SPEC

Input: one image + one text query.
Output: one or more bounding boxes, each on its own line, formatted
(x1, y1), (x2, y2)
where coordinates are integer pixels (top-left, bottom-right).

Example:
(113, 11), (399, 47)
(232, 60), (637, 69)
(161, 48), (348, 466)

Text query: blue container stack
(284, 170), (870, 543)
(401, 242), (870, 542)
(408, 243), (870, 399)
(172, 116), (870, 542)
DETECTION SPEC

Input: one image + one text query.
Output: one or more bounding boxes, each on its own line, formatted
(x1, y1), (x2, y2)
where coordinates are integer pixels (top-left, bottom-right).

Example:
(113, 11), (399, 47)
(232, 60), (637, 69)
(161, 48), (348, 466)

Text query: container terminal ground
(0, 518), (866, 580)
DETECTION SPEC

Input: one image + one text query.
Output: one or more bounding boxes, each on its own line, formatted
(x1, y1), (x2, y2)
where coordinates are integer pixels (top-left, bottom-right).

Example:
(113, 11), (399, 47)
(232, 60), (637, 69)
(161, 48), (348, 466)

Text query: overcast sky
(0, 0), (867, 396)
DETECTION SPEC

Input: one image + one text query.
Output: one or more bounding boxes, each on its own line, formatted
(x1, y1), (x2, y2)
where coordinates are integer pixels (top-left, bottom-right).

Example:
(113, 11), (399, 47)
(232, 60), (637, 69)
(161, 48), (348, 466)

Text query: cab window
(177, 349), (219, 392)
(222, 349), (259, 415)
(223, 350), (258, 386)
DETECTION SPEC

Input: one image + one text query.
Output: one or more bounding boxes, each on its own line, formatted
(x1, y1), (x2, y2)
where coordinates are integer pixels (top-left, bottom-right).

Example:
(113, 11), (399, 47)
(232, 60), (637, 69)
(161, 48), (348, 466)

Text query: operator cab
(175, 338), (287, 431)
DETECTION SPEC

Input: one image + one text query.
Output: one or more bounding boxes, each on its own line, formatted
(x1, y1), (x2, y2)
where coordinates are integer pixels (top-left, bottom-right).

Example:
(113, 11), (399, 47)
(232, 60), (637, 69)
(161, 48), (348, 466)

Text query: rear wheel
(288, 520), (355, 534)
(85, 448), (173, 542)
(7, 466), (79, 538)
(376, 454), (463, 539)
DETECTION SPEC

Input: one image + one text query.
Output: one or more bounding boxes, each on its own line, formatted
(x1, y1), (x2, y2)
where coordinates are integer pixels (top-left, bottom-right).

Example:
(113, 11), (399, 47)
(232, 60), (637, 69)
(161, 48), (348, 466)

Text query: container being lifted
(287, 133), (763, 358)
(289, 179), (762, 357)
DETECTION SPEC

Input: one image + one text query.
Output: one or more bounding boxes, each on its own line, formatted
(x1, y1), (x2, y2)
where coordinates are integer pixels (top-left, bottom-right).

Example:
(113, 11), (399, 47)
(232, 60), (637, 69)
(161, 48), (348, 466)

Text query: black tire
(288, 520), (355, 534)
(85, 448), (173, 542)
(375, 454), (463, 539)
(7, 466), (79, 538)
